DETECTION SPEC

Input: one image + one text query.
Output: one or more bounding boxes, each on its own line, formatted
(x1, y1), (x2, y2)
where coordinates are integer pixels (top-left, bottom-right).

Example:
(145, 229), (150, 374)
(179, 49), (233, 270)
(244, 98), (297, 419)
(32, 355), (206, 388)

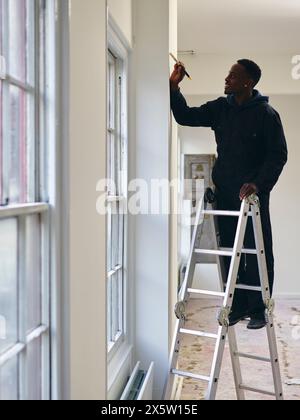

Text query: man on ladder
(170, 59), (288, 329)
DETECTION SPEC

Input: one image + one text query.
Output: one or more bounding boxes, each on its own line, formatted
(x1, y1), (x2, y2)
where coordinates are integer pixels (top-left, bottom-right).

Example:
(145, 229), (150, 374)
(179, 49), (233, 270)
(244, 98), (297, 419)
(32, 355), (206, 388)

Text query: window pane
(117, 268), (123, 335)
(113, 135), (120, 195)
(0, 80), (3, 204)
(27, 337), (41, 400)
(0, 0), (3, 205)
(26, 0), (35, 86)
(107, 277), (112, 343)
(108, 133), (114, 195)
(8, 0), (26, 82)
(0, 218), (18, 355)
(26, 215), (41, 333)
(0, 356), (18, 400)
(107, 205), (112, 272)
(108, 57), (115, 130)
(111, 203), (119, 268)
(111, 272), (119, 340)
(111, 202), (124, 269)
(9, 84), (27, 204)
(26, 92), (35, 202)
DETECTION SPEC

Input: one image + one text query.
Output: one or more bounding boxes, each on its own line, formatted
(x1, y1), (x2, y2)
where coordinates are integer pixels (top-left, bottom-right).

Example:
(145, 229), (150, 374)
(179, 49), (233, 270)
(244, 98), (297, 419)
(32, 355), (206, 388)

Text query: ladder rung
(203, 210), (253, 217)
(180, 328), (218, 340)
(172, 369), (210, 382)
(225, 283), (262, 292)
(188, 288), (225, 298)
(236, 284), (262, 292)
(195, 249), (233, 257)
(235, 352), (271, 363)
(220, 247), (257, 255)
(239, 384), (276, 397)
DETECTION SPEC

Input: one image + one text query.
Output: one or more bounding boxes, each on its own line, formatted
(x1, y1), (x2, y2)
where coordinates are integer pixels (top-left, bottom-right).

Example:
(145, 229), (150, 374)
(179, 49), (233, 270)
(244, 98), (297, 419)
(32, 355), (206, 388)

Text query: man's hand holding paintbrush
(170, 61), (188, 91)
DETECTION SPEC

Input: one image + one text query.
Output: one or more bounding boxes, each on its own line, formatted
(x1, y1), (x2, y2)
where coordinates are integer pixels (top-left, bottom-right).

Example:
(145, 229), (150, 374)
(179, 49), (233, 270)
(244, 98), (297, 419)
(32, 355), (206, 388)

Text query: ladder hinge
(217, 307), (230, 327)
(174, 301), (186, 321)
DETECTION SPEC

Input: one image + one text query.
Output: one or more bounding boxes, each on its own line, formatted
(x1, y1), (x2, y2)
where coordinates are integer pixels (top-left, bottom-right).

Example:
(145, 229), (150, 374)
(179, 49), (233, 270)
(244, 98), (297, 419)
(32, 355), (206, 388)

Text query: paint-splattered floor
(178, 298), (300, 400)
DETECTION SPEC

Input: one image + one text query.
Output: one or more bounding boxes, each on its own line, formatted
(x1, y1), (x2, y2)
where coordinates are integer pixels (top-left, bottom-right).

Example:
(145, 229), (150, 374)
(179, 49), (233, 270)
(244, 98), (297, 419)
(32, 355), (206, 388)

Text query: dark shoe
(228, 311), (249, 327)
(247, 313), (267, 330)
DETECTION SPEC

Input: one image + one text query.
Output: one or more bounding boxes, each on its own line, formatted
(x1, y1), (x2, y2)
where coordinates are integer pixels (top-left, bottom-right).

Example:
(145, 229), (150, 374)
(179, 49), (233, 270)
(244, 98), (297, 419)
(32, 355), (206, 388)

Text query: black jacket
(170, 89), (288, 194)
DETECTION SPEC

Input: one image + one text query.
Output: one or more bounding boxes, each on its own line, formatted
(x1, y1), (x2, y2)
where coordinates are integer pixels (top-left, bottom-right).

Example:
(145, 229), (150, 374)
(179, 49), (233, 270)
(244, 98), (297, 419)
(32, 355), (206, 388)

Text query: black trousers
(215, 187), (274, 315)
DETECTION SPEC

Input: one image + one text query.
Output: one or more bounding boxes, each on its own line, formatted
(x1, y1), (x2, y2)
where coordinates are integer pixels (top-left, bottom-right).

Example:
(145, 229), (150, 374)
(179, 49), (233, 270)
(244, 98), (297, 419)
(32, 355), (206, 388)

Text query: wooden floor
(178, 298), (300, 400)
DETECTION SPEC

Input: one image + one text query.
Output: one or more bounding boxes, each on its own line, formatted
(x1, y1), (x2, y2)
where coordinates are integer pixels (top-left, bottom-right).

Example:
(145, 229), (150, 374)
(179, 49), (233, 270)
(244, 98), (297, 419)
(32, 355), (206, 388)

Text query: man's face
(224, 64), (252, 95)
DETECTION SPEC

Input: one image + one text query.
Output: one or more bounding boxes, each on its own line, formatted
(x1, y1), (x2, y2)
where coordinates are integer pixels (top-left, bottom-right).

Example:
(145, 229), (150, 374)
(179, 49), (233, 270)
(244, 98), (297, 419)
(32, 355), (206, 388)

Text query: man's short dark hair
(237, 59), (262, 86)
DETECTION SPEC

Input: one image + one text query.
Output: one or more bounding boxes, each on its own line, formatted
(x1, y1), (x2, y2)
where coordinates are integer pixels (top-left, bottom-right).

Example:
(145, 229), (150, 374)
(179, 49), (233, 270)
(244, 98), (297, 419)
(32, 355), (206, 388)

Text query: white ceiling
(178, 0), (300, 54)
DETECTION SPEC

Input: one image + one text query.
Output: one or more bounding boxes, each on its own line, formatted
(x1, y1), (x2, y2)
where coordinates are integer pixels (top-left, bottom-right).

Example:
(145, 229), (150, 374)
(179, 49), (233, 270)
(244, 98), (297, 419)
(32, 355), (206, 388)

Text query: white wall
(178, 54), (300, 95)
(132, 0), (174, 399)
(68, 0), (107, 400)
(107, 0), (133, 47)
(178, 63), (300, 295)
(269, 95), (300, 297)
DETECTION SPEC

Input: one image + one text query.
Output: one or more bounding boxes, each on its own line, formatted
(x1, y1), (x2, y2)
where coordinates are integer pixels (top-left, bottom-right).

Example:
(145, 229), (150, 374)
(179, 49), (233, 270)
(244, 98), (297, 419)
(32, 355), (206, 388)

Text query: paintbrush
(169, 53), (192, 80)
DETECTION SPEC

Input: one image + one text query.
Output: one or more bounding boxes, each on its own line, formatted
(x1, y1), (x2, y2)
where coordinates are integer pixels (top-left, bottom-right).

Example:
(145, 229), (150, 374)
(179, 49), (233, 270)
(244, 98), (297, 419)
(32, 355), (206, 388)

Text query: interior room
(0, 0), (299, 400)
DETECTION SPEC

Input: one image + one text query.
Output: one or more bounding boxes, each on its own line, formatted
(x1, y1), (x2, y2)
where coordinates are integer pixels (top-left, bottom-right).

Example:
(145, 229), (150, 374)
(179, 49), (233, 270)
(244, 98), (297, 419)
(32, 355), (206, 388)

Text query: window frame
(106, 32), (129, 362)
(0, 0), (51, 400)
(106, 50), (125, 355)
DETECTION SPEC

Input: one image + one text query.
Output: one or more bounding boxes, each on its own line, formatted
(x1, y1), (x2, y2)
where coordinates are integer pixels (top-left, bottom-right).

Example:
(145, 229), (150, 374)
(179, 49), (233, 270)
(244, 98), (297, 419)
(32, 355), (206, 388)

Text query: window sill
(107, 341), (133, 400)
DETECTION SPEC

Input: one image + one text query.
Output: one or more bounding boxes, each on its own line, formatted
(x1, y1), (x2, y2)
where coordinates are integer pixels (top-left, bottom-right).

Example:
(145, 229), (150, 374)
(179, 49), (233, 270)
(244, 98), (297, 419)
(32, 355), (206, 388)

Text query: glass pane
(8, 0), (26, 82)
(9, 84), (27, 204)
(107, 276), (112, 343)
(111, 202), (120, 269)
(111, 202), (124, 269)
(107, 205), (112, 272)
(26, 0), (35, 86)
(0, 356), (18, 400)
(27, 337), (41, 400)
(0, 80), (3, 205)
(8, 0), (26, 83)
(26, 92), (35, 202)
(0, 1), (3, 204)
(108, 133), (114, 195)
(111, 272), (119, 340)
(0, 218), (18, 355)
(25, 214), (41, 333)
(117, 268), (123, 335)
(113, 135), (120, 196)
(108, 57), (115, 130)
(0, 0), (3, 53)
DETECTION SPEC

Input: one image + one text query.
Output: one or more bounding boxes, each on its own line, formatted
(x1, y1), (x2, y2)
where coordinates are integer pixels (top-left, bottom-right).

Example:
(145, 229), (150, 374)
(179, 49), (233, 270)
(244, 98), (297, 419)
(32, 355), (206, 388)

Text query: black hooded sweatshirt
(171, 88), (288, 313)
(170, 88), (288, 195)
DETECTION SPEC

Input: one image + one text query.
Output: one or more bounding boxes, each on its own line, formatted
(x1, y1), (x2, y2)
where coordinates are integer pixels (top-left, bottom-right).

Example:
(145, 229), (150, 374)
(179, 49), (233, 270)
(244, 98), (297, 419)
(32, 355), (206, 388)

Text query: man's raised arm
(170, 63), (217, 128)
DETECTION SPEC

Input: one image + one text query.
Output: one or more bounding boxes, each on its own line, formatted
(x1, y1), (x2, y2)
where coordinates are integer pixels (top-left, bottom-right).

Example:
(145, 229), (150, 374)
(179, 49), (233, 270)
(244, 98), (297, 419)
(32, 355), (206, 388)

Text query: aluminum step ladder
(164, 189), (284, 400)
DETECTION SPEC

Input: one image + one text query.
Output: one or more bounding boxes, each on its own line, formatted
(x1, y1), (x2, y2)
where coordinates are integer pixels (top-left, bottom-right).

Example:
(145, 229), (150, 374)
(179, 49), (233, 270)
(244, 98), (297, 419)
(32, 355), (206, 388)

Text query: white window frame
(106, 15), (135, 398)
(0, 0), (51, 400)
(106, 46), (128, 359)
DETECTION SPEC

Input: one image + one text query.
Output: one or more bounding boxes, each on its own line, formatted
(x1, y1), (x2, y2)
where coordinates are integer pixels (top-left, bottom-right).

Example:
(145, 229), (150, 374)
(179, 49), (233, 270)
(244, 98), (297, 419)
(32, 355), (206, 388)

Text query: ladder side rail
(207, 199), (250, 400)
(164, 196), (206, 399)
(227, 328), (246, 400)
(178, 196), (206, 302)
(210, 200), (246, 400)
(251, 202), (284, 400)
(210, 210), (227, 293)
(222, 199), (250, 314)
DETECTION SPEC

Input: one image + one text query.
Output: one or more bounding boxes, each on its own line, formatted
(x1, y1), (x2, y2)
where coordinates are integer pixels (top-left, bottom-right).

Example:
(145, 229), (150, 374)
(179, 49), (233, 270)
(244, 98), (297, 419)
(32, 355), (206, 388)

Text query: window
(107, 50), (127, 354)
(0, 0), (50, 400)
